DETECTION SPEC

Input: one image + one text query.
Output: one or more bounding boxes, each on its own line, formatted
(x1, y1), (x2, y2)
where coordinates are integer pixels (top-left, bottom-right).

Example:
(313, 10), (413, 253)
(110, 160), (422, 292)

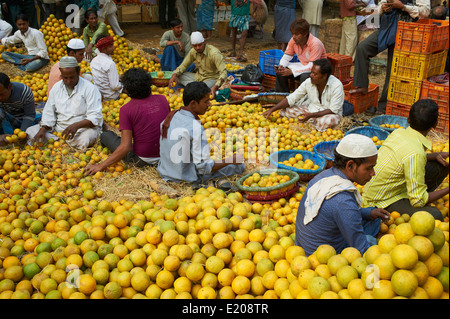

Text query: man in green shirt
(169, 31), (227, 99)
(363, 99), (449, 221)
(160, 18), (193, 71)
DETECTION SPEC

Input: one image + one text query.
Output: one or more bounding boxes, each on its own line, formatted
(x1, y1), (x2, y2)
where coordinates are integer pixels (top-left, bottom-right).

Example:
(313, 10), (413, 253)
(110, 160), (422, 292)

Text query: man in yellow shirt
(363, 99), (449, 221)
(169, 31), (227, 99)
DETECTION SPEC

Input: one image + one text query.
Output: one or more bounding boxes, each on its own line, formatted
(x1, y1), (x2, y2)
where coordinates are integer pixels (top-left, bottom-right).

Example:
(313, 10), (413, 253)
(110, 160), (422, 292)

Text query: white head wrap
(336, 134), (378, 158)
(190, 31), (205, 45)
(67, 38), (85, 50)
(59, 56), (79, 68)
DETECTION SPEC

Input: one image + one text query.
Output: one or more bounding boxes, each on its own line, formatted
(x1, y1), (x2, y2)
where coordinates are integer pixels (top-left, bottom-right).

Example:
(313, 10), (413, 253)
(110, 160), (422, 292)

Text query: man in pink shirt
(47, 38), (88, 95)
(275, 18), (326, 93)
(84, 68), (171, 175)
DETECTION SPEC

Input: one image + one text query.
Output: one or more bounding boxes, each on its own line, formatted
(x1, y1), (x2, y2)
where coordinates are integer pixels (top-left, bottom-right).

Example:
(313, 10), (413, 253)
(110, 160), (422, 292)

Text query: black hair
(333, 149), (369, 169)
(183, 82), (210, 106)
(408, 99), (439, 132)
(313, 58), (333, 78)
(85, 9), (98, 20)
(121, 68), (152, 99)
(66, 46), (84, 55)
(169, 18), (182, 29)
(431, 6), (447, 20)
(15, 14), (29, 23)
(289, 18), (310, 35)
(0, 73), (11, 87)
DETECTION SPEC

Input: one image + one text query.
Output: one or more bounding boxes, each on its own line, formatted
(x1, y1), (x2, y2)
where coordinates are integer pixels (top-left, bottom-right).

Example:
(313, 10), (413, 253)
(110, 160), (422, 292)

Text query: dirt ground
(119, 5), (387, 90)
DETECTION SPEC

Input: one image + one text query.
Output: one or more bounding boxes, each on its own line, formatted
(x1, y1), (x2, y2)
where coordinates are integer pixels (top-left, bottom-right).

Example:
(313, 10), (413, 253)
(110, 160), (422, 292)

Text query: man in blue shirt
(295, 134), (391, 255)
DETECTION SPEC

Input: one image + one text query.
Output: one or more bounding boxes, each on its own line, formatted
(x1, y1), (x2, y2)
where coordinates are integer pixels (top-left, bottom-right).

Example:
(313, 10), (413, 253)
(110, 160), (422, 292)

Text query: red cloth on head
(95, 36), (114, 50)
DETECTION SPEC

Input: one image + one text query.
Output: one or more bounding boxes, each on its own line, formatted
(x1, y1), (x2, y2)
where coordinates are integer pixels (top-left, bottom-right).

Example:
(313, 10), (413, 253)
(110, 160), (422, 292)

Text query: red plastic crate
(395, 19), (449, 54)
(343, 81), (379, 114)
(262, 74), (296, 92)
(327, 53), (353, 82)
(386, 101), (449, 134)
(420, 79), (449, 114)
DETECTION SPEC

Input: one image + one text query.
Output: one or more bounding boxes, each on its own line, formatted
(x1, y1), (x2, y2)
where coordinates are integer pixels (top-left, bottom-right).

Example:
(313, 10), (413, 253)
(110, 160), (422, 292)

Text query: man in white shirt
(263, 58), (344, 132)
(26, 56), (103, 150)
(90, 35), (123, 101)
(0, 14), (49, 72)
(0, 18), (13, 40)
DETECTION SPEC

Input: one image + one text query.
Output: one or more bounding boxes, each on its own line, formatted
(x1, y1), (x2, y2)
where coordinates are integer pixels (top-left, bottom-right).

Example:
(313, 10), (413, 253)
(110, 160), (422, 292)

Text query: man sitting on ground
(0, 72), (36, 145)
(169, 32), (227, 99)
(295, 134), (391, 255)
(275, 18), (326, 93)
(157, 81), (245, 190)
(363, 99), (449, 221)
(1, 14), (49, 72)
(263, 58), (345, 132)
(90, 36), (123, 101)
(84, 68), (171, 175)
(160, 18), (193, 72)
(26, 56), (103, 150)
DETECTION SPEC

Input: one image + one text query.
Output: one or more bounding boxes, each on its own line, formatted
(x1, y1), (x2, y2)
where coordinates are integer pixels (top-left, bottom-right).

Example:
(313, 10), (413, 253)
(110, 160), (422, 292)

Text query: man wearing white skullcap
(26, 56), (103, 150)
(47, 38), (89, 94)
(169, 31), (227, 99)
(295, 133), (390, 256)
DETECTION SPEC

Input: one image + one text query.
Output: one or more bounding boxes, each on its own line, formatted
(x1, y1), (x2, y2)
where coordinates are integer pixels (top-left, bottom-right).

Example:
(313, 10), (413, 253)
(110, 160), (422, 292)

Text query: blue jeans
(1, 52), (49, 72)
(160, 45), (195, 72)
(0, 109), (41, 135)
(363, 218), (381, 246)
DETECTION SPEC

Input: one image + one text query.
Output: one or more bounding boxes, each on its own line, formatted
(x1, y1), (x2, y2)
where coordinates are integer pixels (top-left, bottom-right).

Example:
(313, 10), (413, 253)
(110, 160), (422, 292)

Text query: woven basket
(269, 150), (326, 182)
(313, 140), (340, 168)
(258, 92), (289, 105)
(345, 126), (389, 148)
(368, 115), (410, 132)
(230, 88), (254, 100)
(150, 71), (173, 87)
(236, 168), (300, 202)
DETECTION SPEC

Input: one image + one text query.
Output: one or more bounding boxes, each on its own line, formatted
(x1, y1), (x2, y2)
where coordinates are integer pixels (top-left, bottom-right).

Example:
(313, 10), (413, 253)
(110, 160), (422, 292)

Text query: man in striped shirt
(363, 99), (449, 221)
(0, 72), (36, 145)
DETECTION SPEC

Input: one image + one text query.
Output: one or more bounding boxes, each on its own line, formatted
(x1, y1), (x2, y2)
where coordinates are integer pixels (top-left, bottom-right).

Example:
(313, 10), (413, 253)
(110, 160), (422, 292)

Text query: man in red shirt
(84, 68), (171, 175)
(275, 18), (326, 93)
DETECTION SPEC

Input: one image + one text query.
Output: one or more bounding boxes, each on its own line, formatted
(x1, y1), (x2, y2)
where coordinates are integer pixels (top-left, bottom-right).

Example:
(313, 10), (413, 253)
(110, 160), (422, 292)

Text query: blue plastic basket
(313, 140), (340, 163)
(368, 115), (410, 132)
(258, 50), (299, 76)
(269, 150), (326, 181)
(345, 126), (390, 148)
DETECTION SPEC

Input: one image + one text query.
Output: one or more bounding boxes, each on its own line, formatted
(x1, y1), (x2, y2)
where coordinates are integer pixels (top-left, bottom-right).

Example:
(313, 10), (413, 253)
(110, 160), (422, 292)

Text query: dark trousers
(353, 30), (394, 112)
(159, 0), (175, 27)
(275, 71), (310, 93)
(6, 1), (39, 31)
(100, 130), (151, 167)
(384, 161), (449, 221)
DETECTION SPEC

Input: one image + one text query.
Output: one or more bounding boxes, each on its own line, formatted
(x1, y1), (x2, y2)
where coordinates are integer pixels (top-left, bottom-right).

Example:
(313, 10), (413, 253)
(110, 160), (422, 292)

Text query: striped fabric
(0, 82), (36, 131)
(362, 127), (432, 209)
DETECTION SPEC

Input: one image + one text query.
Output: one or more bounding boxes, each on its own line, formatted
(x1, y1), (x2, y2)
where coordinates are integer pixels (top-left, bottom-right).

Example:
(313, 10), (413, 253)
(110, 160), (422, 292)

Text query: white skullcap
(59, 56), (79, 68)
(336, 134), (378, 158)
(67, 38), (85, 50)
(190, 31), (205, 45)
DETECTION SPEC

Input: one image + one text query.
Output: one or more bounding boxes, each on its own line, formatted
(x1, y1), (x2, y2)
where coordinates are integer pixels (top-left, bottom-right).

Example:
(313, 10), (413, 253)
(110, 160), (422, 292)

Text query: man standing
(157, 81), (245, 190)
(176, 0), (196, 35)
(1, 14), (49, 72)
(26, 56), (103, 150)
(363, 99), (449, 221)
(0, 0), (38, 31)
(264, 59), (344, 132)
(275, 18), (326, 93)
(169, 32), (227, 99)
(0, 72), (36, 144)
(350, 0), (430, 114)
(300, 0), (323, 37)
(340, 0), (367, 60)
(90, 36), (123, 101)
(295, 134), (390, 255)
(160, 18), (193, 71)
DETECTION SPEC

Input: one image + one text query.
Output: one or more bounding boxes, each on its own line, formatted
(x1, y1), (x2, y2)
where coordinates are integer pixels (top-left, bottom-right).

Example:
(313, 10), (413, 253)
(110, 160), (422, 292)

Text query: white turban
(336, 134), (378, 158)
(59, 56), (79, 68)
(190, 31), (205, 45)
(67, 38), (85, 50)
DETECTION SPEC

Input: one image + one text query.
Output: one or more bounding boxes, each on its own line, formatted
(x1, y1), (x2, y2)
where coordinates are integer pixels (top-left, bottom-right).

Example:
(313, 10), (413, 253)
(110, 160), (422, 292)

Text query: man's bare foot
(349, 87), (369, 94)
